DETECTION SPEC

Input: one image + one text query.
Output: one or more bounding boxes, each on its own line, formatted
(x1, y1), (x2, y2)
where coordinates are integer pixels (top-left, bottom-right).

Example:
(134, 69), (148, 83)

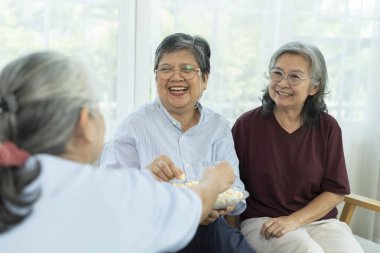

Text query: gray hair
(268, 41), (328, 88)
(154, 33), (211, 81)
(0, 51), (95, 232)
(0, 51), (95, 154)
(262, 41), (328, 127)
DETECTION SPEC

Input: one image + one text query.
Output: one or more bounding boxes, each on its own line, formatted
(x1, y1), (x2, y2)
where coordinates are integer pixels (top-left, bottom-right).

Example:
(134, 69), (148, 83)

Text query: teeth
(278, 91), (291, 96)
(169, 87), (188, 92)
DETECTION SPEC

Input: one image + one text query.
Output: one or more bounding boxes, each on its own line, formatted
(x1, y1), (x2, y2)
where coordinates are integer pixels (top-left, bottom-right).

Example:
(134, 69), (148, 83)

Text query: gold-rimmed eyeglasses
(155, 65), (201, 80)
(269, 68), (310, 86)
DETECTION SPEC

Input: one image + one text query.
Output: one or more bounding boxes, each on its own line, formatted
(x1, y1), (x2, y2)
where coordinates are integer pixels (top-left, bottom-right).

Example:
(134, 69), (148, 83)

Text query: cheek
(156, 80), (168, 91)
(268, 85), (276, 97)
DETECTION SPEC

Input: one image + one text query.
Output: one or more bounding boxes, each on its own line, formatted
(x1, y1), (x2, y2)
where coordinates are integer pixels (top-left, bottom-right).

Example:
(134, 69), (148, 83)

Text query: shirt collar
(155, 97), (204, 131)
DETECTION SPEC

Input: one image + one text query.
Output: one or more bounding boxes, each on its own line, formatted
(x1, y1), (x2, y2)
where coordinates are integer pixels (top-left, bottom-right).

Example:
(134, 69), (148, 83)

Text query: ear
(75, 107), (93, 144)
(309, 84), (320, 96)
(202, 74), (209, 91)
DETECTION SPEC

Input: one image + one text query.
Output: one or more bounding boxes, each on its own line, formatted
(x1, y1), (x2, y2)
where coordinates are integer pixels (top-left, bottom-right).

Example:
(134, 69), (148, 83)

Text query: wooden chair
(226, 194), (380, 252)
(339, 194), (380, 224)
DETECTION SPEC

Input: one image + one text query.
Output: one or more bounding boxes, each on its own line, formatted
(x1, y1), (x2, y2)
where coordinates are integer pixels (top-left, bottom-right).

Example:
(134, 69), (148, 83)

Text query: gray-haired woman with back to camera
(0, 51), (236, 253)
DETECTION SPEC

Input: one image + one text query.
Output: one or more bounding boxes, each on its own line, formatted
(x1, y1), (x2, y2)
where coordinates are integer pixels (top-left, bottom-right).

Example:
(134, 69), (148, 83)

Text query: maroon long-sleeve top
(232, 106), (350, 222)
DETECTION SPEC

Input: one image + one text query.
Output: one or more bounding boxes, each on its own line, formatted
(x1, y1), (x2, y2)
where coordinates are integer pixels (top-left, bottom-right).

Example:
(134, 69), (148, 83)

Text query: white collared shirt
(100, 98), (246, 215)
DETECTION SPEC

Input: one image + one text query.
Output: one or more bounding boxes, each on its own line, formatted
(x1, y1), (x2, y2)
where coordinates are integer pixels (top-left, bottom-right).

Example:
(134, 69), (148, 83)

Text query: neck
(170, 108), (200, 132)
(59, 139), (95, 164)
(274, 107), (302, 133)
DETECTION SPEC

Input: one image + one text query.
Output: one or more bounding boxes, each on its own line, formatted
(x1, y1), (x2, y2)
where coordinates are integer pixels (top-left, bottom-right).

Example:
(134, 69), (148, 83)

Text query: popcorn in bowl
(171, 180), (249, 209)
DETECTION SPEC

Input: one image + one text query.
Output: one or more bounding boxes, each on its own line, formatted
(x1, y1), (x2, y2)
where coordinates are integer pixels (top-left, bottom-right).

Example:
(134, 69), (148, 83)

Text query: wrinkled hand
(200, 205), (236, 225)
(260, 216), (299, 239)
(217, 205), (236, 216)
(203, 161), (234, 193)
(147, 155), (184, 182)
(200, 210), (220, 225)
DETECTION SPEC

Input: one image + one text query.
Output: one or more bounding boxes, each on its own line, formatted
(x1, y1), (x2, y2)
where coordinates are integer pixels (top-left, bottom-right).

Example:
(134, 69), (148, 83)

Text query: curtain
(1, 0), (379, 242)
(150, 0), (380, 241)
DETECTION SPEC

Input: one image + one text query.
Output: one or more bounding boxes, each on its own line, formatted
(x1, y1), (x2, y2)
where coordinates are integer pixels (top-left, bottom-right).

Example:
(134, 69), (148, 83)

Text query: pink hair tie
(0, 141), (30, 167)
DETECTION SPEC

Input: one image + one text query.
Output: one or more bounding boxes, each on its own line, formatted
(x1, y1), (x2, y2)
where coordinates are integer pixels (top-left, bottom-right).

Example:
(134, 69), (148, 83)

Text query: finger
(175, 168), (185, 180)
(265, 230), (272, 240)
(261, 223), (276, 240)
(260, 220), (273, 236)
(157, 160), (174, 178)
(151, 164), (169, 181)
(275, 227), (289, 238)
(158, 156), (183, 179)
(271, 226), (283, 238)
(208, 210), (220, 220)
(200, 220), (211, 226)
(225, 205), (236, 214)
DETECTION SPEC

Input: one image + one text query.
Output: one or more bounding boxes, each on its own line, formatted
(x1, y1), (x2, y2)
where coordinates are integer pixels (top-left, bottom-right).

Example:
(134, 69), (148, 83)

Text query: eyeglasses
(155, 65), (201, 80)
(269, 68), (310, 86)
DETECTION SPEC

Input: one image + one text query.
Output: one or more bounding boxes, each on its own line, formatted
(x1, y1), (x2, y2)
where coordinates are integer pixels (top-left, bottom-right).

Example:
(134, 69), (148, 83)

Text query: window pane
(152, 0), (379, 123)
(0, 0), (118, 127)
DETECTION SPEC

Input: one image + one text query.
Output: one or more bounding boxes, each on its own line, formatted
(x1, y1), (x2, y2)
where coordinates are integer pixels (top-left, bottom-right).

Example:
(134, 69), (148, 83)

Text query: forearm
(290, 191), (344, 226)
(189, 181), (220, 222)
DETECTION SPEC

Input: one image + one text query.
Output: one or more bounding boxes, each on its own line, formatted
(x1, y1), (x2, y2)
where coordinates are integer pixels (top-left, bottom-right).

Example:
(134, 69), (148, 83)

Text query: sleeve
(321, 118), (350, 195)
(113, 169), (202, 252)
(215, 120), (247, 215)
(100, 118), (141, 169)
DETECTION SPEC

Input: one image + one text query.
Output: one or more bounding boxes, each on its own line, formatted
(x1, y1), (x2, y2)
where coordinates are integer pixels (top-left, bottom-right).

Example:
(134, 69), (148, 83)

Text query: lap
(177, 217), (256, 253)
(241, 217), (363, 253)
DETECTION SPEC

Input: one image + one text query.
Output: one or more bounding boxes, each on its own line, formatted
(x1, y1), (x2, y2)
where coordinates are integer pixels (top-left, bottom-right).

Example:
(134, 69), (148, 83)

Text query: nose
(277, 74), (290, 87)
(170, 68), (184, 80)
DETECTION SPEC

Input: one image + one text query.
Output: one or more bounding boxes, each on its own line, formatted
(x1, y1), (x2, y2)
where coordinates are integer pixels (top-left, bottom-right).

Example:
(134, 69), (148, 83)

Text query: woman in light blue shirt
(0, 51), (234, 253)
(101, 33), (256, 253)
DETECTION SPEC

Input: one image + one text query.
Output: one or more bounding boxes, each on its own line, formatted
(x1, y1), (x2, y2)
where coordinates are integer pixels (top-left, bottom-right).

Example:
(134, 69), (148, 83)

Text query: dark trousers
(176, 217), (256, 253)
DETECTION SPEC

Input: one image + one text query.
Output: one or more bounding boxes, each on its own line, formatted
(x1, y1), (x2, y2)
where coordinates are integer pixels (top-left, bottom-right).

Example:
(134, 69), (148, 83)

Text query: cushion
(355, 235), (380, 253)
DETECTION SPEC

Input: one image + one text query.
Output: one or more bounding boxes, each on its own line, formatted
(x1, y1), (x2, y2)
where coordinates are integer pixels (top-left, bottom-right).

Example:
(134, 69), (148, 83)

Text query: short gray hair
(154, 33), (211, 81)
(0, 51), (95, 154)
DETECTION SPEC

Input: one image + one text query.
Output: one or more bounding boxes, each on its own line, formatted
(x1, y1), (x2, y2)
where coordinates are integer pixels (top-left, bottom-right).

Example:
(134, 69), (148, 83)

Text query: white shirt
(0, 154), (202, 253)
(100, 99), (246, 215)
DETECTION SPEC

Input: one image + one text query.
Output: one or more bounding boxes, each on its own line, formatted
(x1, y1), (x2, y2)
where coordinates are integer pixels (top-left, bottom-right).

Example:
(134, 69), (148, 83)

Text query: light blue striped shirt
(100, 98), (246, 215)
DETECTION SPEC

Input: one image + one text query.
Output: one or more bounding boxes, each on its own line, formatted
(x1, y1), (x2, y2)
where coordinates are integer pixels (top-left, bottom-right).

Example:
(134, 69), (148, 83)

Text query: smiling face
(156, 50), (208, 117)
(269, 53), (319, 113)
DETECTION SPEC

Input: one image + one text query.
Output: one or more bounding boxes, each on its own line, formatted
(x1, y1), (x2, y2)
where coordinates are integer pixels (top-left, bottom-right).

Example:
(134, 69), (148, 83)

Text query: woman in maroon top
(232, 41), (363, 253)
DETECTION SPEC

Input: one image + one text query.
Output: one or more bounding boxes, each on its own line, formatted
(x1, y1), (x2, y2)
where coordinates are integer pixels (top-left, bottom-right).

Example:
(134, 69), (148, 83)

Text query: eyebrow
(273, 67), (306, 75)
(158, 63), (198, 68)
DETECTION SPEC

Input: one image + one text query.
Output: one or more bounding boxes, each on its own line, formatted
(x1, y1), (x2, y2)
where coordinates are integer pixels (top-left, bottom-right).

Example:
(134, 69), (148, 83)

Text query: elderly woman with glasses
(101, 33), (256, 253)
(232, 41), (364, 253)
(0, 51), (236, 253)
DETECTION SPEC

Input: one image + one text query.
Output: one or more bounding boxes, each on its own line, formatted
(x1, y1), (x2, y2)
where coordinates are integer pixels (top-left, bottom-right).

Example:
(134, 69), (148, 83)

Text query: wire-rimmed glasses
(269, 68), (310, 86)
(155, 65), (201, 80)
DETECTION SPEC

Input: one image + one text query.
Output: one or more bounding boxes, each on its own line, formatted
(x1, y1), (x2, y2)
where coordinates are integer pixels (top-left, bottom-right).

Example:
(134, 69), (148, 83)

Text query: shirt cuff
(229, 200), (246, 216)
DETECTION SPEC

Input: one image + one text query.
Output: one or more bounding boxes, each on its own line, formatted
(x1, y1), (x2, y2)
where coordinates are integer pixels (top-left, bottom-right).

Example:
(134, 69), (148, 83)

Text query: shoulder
(233, 106), (262, 128)
(318, 112), (341, 131)
(118, 101), (157, 128)
(201, 106), (231, 128)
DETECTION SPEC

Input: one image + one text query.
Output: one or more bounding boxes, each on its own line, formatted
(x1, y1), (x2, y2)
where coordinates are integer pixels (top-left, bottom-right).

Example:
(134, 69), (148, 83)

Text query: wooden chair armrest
(339, 194), (380, 225)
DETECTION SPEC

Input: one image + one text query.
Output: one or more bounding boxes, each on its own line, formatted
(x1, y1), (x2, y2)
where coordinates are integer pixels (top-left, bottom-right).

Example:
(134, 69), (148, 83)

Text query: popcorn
(177, 173), (186, 180)
(171, 180), (246, 208)
(214, 188), (244, 207)
(171, 180), (198, 188)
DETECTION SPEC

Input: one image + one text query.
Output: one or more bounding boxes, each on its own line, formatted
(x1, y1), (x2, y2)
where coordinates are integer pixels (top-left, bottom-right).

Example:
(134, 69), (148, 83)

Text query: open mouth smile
(277, 91), (293, 97)
(169, 86), (189, 95)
